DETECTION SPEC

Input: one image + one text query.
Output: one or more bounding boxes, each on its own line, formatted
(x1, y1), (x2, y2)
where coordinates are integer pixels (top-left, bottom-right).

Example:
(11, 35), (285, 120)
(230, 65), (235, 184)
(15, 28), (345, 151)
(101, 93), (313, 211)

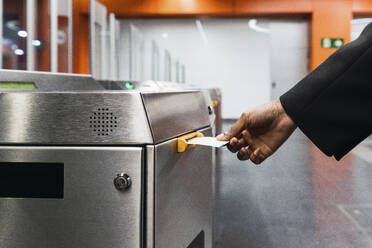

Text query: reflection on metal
(145, 145), (155, 248)
(50, 0), (58, 72)
(26, 0), (35, 70)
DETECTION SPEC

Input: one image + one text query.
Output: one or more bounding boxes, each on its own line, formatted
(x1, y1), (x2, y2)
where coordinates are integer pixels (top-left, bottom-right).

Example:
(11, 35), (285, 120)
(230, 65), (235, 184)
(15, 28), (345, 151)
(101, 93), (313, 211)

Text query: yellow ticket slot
(177, 132), (204, 153)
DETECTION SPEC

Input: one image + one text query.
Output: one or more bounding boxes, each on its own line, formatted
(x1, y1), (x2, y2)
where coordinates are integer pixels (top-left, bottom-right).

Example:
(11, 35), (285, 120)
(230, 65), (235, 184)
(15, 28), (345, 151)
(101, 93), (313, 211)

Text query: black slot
(0, 162), (64, 199)
(187, 230), (204, 248)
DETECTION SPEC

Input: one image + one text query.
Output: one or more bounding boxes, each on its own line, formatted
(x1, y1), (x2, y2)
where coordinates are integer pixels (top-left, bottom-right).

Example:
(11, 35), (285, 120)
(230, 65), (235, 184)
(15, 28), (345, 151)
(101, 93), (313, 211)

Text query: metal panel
(142, 91), (210, 144)
(0, 70), (104, 91)
(146, 145), (155, 248)
(0, 92), (153, 144)
(0, 146), (143, 248)
(152, 127), (213, 248)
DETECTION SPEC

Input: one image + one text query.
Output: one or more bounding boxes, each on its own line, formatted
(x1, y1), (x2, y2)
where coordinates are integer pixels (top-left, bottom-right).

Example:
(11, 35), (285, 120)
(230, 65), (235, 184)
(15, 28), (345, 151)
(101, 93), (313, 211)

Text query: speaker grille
(89, 108), (118, 136)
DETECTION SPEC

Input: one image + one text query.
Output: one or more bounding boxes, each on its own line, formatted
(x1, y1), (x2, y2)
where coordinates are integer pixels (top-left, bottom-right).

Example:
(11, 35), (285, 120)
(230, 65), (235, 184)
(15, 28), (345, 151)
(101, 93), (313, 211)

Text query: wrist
(275, 99), (297, 131)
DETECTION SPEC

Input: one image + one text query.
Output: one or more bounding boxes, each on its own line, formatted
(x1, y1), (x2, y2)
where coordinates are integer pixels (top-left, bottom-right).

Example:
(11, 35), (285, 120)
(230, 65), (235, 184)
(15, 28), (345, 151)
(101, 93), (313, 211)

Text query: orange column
(311, 0), (353, 70)
(73, 0), (90, 74)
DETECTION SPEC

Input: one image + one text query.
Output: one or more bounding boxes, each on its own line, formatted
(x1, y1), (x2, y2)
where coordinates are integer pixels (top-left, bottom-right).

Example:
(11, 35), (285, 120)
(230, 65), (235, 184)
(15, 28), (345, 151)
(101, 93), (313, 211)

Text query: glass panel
(129, 23), (144, 80)
(57, 0), (70, 73)
(151, 40), (159, 80)
(164, 49), (171, 81)
(89, 0), (107, 79)
(3, 0), (27, 70)
(35, 0), (49, 71)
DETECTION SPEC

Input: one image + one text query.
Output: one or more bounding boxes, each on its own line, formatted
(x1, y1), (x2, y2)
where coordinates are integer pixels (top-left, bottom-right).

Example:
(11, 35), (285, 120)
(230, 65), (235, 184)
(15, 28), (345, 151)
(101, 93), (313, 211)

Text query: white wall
(119, 18), (271, 119)
(352, 18), (372, 41)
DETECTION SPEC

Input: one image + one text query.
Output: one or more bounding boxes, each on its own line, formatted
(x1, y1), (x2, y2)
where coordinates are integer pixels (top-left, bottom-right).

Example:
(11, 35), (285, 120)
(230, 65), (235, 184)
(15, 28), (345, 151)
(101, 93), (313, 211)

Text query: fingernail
(216, 133), (224, 139)
(254, 149), (260, 156)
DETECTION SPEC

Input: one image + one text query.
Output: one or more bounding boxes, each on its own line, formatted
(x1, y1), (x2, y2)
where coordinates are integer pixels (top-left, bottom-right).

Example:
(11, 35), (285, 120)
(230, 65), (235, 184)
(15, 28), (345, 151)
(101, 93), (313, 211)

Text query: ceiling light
(248, 19), (269, 33)
(162, 33), (168, 39)
(17, 30), (28, 37)
(32, 40), (41, 46)
(14, 49), (24, 55)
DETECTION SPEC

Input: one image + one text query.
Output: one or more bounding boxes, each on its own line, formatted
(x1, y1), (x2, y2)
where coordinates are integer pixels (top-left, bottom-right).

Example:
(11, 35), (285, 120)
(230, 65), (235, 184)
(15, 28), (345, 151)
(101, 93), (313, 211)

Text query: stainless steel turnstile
(99, 80), (222, 136)
(0, 71), (213, 248)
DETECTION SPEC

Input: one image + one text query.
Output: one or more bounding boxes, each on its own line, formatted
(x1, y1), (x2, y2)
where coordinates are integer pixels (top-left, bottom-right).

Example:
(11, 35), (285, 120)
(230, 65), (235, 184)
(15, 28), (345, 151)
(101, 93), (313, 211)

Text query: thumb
(216, 113), (248, 141)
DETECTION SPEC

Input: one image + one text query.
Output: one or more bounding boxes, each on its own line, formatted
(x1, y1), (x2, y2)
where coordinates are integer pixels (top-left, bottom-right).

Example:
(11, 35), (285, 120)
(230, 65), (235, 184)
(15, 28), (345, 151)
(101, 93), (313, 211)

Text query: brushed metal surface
(0, 146), (143, 248)
(0, 70), (104, 91)
(146, 145), (155, 248)
(99, 80), (161, 92)
(142, 91), (211, 144)
(0, 91), (153, 144)
(152, 127), (213, 248)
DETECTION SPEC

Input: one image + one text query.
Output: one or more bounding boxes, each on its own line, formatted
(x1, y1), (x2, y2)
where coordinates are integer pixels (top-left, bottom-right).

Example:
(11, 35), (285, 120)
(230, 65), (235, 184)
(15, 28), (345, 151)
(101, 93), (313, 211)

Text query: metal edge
(145, 145), (155, 248)
(141, 90), (211, 144)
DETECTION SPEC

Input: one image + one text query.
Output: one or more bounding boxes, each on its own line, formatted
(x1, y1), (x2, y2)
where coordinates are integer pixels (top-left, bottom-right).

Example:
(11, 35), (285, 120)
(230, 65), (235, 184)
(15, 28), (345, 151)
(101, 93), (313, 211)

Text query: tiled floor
(214, 121), (372, 248)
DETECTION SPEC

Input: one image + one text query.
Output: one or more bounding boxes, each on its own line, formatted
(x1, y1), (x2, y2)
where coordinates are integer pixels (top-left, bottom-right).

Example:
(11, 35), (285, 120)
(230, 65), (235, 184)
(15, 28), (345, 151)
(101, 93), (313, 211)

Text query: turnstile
(0, 71), (213, 248)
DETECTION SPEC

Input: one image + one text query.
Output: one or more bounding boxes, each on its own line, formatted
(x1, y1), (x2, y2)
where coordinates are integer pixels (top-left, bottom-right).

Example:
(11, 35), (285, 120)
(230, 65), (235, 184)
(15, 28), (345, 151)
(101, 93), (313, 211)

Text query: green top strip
(0, 82), (36, 89)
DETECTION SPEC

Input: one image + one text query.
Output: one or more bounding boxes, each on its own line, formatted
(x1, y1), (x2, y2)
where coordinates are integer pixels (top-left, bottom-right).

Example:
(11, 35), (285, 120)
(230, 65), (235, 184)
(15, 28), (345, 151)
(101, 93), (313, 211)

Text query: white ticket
(187, 137), (228, 148)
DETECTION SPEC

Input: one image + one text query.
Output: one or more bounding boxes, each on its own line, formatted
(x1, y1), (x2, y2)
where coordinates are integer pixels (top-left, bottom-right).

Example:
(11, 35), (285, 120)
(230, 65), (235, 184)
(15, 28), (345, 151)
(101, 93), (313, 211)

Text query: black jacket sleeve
(280, 22), (372, 160)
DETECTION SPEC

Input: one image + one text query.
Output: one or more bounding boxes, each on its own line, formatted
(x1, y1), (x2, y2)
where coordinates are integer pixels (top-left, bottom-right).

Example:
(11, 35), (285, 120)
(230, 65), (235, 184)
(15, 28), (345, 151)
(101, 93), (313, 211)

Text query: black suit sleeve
(280, 22), (372, 160)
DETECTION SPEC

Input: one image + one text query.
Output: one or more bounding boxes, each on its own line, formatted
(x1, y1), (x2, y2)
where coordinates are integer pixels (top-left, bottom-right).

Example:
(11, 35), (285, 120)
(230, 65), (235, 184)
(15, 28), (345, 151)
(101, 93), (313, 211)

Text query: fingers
(240, 130), (264, 164)
(227, 137), (247, 153)
(237, 147), (250, 160)
(250, 148), (267, 165)
(237, 147), (266, 165)
(216, 113), (248, 141)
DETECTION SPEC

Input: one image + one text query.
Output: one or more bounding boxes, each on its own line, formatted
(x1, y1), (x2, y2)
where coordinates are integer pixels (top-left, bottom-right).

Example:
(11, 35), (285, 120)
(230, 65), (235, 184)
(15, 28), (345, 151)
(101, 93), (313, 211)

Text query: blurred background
(1, 1), (372, 247)
(1, 0), (371, 119)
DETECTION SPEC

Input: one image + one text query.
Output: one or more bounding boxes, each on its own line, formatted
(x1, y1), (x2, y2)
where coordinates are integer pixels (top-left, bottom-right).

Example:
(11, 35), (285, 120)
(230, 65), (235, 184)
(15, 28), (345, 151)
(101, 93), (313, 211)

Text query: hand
(217, 99), (296, 164)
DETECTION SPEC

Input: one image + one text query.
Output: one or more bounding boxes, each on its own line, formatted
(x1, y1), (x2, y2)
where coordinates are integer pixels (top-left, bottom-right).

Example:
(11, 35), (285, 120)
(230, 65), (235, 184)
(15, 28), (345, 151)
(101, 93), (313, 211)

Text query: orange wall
(311, 0), (353, 70)
(73, 0), (90, 74)
(73, 0), (372, 74)
(234, 0), (312, 15)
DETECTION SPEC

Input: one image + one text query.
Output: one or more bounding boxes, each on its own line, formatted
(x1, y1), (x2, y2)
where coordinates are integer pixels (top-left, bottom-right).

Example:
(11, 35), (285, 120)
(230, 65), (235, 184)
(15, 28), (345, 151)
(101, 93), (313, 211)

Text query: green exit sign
(321, 38), (344, 48)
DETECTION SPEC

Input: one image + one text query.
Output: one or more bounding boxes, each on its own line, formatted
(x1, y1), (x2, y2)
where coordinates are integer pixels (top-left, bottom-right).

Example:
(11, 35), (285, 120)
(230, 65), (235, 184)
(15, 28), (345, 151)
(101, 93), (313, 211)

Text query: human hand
(217, 99), (296, 164)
